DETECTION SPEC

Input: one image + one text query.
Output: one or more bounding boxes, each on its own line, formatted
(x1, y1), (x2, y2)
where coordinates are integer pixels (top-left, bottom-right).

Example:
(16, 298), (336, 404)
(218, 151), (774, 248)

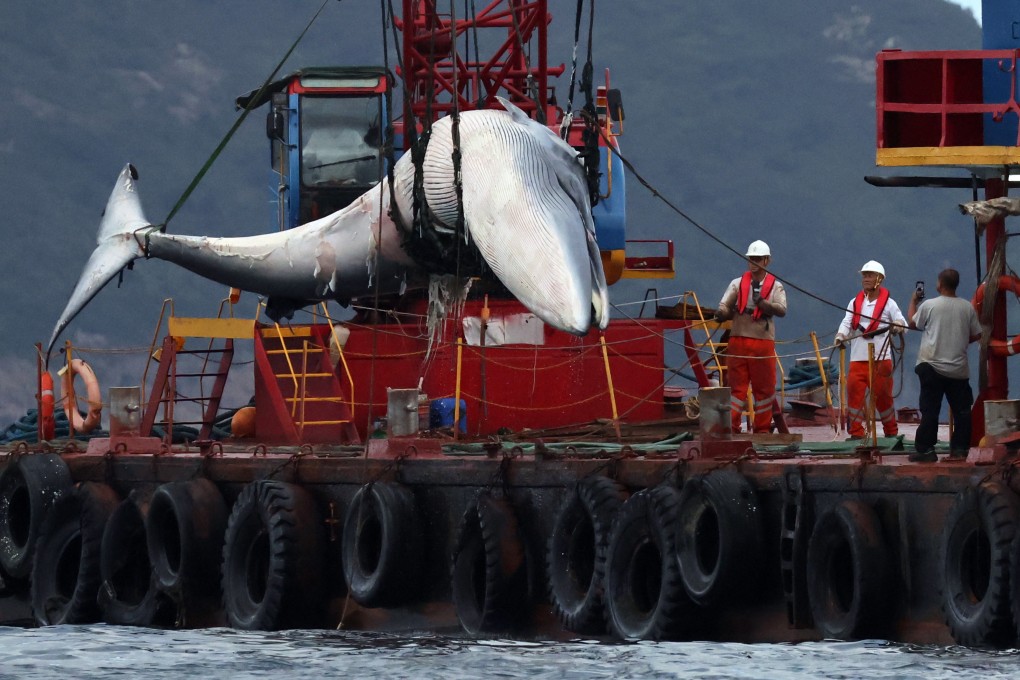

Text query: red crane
(395, 0), (564, 135)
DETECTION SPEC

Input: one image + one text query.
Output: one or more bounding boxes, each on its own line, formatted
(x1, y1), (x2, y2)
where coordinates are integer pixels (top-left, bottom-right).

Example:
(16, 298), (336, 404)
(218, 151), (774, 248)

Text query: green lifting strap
(145, 0), (336, 240)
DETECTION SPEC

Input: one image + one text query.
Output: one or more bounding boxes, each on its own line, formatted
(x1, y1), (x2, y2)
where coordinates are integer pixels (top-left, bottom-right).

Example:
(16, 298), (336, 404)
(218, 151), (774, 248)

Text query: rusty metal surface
(3, 436), (1002, 489)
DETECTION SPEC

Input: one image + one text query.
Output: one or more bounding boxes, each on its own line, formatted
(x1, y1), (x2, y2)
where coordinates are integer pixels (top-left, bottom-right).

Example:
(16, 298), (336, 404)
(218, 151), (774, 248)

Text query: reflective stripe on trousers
(846, 360), (897, 437)
(727, 336), (777, 433)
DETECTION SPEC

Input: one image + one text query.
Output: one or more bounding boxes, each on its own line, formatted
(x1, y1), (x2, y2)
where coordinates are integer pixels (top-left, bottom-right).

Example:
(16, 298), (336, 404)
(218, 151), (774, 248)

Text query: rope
(507, 0), (543, 123)
(384, 0), (413, 199)
(579, 0), (599, 205)
(153, 0), (334, 235)
(563, 0), (585, 123)
(467, 0), (483, 107)
(585, 113), (912, 333)
(64, 346), (151, 355)
(450, 0), (467, 283)
(610, 302), (845, 360)
(355, 0), (403, 456)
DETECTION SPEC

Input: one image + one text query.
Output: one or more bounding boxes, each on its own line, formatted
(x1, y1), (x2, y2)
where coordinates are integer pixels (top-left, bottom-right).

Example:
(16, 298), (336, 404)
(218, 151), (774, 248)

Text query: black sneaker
(908, 449), (938, 463)
(948, 449), (969, 460)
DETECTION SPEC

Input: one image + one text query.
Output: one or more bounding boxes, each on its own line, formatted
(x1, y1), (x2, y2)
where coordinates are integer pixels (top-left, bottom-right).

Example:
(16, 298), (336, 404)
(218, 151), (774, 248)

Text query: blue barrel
(430, 398), (467, 433)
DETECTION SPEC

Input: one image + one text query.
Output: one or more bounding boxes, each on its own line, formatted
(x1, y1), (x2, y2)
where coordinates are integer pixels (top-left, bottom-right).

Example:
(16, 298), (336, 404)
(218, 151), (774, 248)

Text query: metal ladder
(142, 316), (253, 442)
(255, 319), (358, 443)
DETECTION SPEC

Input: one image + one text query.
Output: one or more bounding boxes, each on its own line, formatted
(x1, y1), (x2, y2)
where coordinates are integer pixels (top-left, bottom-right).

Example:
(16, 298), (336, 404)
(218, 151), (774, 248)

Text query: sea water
(0, 627), (1018, 679)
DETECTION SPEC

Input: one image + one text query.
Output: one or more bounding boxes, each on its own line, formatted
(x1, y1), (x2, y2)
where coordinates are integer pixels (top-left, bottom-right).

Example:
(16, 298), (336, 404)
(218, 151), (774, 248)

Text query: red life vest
(851, 287), (889, 333)
(737, 272), (776, 320)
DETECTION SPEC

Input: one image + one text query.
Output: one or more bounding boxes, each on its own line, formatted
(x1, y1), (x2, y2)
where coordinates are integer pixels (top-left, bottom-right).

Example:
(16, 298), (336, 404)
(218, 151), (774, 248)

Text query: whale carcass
(48, 98), (610, 356)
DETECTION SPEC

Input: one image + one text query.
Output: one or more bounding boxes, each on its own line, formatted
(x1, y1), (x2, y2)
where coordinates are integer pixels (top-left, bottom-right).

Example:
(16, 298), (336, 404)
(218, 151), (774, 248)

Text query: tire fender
(451, 492), (528, 634)
(99, 492), (174, 626)
(147, 479), (228, 603)
(342, 481), (422, 608)
(30, 481), (120, 625)
(546, 476), (627, 633)
(221, 480), (325, 630)
(605, 486), (696, 640)
(943, 481), (1018, 647)
(806, 499), (889, 640)
(0, 454), (72, 579)
(675, 469), (764, 606)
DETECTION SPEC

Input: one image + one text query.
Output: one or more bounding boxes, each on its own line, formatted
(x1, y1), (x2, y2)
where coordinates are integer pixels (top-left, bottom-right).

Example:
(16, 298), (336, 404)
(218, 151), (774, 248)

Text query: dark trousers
(915, 362), (973, 453)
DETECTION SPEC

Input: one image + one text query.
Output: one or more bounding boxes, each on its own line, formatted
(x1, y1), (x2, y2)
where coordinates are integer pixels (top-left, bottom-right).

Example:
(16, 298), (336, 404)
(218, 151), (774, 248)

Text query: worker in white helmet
(835, 260), (907, 440)
(714, 240), (787, 433)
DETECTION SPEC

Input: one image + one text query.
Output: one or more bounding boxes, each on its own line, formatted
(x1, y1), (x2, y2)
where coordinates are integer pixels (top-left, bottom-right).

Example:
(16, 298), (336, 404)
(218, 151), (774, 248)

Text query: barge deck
(1, 420), (1013, 647)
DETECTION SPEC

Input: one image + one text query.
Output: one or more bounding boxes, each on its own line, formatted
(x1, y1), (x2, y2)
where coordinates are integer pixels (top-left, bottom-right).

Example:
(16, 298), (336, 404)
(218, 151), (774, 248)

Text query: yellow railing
(257, 301), (356, 428)
(142, 298), (176, 398)
(139, 292), (263, 439)
(679, 291), (727, 383)
(316, 302), (356, 419)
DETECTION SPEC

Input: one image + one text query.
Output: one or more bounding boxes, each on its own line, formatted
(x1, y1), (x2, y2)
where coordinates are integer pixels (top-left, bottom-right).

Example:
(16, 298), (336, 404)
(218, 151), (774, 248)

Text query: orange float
(230, 406), (257, 438)
(60, 359), (102, 433)
(39, 372), (55, 440)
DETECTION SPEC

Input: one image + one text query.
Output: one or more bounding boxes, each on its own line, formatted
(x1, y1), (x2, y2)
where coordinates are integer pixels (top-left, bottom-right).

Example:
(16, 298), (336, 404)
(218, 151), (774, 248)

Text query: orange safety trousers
(846, 359), (897, 437)
(727, 336), (776, 433)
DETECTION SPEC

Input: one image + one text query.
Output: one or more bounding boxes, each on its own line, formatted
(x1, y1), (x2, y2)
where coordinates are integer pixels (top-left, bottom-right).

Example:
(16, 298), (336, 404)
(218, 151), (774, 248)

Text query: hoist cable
(154, 0), (335, 234)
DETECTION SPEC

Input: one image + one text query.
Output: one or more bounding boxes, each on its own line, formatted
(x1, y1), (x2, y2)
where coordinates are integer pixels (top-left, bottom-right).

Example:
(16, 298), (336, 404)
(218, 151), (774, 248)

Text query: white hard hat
(860, 260), (885, 277)
(745, 240), (771, 257)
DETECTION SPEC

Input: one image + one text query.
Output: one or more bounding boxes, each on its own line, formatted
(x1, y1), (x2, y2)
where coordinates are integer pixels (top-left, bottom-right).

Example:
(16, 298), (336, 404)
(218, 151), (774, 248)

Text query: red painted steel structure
(396, 0), (564, 131)
(876, 49), (1018, 148)
(876, 49), (1020, 441)
(253, 324), (360, 444)
(338, 298), (692, 438)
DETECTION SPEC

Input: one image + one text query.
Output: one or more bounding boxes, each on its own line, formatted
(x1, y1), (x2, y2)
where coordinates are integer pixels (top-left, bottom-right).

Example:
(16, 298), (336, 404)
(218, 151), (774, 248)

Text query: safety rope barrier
(585, 113), (914, 335)
(90, 292), (863, 435)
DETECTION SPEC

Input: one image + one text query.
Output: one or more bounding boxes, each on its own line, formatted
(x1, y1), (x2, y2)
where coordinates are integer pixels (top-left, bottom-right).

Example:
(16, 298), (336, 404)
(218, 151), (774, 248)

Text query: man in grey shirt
(907, 268), (982, 462)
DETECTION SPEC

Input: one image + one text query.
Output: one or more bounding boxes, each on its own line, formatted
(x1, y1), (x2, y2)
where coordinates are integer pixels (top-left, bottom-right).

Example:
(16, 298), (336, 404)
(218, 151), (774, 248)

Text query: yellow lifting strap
(867, 343), (878, 447)
(600, 334), (622, 441)
(838, 345), (847, 435)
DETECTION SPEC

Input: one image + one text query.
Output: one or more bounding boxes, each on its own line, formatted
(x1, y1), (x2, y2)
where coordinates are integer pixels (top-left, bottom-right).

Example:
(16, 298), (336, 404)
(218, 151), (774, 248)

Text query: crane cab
(237, 67), (391, 230)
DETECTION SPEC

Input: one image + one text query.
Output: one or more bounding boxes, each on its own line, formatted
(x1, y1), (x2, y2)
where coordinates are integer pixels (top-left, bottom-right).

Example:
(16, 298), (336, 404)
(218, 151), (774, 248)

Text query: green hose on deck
(442, 432), (693, 456)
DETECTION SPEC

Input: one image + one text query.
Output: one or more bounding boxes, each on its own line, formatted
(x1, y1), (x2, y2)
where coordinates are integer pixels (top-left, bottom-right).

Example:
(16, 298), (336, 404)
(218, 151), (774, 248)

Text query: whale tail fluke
(47, 164), (150, 361)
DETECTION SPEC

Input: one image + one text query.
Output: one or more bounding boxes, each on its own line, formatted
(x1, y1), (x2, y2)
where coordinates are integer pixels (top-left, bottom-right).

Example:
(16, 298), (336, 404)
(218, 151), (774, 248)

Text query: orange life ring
(972, 275), (1020, 314)
(61, 359), (102, 434)
(39, 372), (55, 440)
(972, 276), (1020, 358)
(987, 336), (1020, 357)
